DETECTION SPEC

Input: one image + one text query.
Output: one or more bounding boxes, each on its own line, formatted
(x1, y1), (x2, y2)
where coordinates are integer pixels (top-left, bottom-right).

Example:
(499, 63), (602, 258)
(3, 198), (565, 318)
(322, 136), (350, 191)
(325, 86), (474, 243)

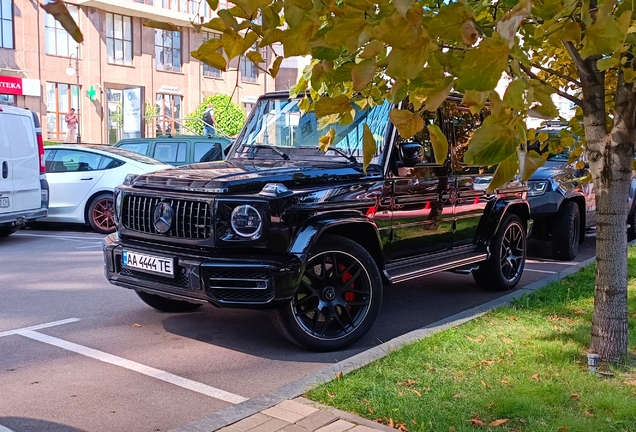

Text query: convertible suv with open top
(103, 92), (531, 351)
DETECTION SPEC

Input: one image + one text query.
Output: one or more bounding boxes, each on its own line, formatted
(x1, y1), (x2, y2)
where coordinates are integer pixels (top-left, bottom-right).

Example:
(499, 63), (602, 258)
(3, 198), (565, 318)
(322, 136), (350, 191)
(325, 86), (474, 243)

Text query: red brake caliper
(339, 264), (355, 303)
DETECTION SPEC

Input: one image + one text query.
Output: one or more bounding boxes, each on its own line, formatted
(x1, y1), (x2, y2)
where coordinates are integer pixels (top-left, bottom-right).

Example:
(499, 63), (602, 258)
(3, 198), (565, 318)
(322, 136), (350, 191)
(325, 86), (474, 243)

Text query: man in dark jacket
(202, 104), (218, 137)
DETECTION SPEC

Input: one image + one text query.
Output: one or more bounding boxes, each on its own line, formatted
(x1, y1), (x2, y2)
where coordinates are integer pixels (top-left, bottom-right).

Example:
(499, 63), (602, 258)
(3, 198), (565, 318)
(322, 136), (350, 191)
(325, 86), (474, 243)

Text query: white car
(474, 176), (493, 191)
(41, 144), (171, 233)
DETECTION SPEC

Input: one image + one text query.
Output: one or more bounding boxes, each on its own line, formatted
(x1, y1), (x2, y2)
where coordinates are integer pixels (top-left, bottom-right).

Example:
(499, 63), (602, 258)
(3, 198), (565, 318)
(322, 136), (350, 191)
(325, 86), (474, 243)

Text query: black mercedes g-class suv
(103, 92), (531, 351)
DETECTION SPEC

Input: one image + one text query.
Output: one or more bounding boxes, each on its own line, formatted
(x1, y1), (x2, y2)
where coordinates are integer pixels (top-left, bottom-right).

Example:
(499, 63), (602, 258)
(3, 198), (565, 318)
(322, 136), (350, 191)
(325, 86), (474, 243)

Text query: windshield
(88, 145), (167, 165)
(229, 97), (392, 165)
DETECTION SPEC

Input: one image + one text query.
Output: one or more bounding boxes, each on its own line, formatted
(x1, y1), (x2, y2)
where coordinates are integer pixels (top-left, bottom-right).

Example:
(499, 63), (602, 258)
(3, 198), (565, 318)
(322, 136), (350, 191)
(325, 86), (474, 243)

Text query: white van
(0, 105), (48, 237)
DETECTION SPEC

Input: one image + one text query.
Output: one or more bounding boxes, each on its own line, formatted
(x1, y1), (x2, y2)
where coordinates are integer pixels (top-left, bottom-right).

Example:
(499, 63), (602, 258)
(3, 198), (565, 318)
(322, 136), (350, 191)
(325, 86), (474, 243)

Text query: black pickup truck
(102, 92), (531, 351)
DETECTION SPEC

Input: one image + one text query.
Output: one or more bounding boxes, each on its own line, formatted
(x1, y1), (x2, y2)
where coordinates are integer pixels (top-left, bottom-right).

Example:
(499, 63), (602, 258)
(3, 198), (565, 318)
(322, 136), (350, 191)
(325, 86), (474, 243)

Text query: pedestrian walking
(202, 104), (218, 137)
(65, 108), (78, 143)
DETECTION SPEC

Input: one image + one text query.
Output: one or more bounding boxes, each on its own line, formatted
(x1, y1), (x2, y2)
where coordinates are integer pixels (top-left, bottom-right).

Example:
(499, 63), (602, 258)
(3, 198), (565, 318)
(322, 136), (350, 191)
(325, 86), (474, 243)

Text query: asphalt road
(0, 225), (597, 432)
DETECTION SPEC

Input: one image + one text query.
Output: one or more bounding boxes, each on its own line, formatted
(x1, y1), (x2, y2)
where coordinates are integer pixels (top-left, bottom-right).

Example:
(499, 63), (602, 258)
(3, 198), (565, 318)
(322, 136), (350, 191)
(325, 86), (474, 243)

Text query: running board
(385, 251), (487, 284)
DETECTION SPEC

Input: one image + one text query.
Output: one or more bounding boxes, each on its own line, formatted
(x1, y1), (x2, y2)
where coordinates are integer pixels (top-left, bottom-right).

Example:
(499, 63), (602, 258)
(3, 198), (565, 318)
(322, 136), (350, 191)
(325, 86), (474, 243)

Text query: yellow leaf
(336, 371), (343, 380)
(469, 418), (485, 427)
(406, 388), (422, 397)
(132, 323), (142, 328)
(428, 124), (449, 165)
(361, 40), (385, 59)
(362, 123), (376, 173)
(557, 427), (569, 431)
(570, 393), (579, 399)
(315, 95), (352, 118)
(487, 153), (518, 193)
(222, 29), (246, 61)
(481, 380), (488, 387)
(269, 56), (283, 78)
(531, 374), (540, 381)
(389, 109), (424, 139)
(319, 128), (336, 152)
(246, 50), (265, 64)
(520, 149), (547, 181)
(205, 0), (218, 11)
(143, 19), (181, 32)
(568, 146), (584, 164)
(352, 59), (377, 91)
(623, 67), (636, 82)
(191, 49), (227, 71)
(584, 410), (594, 417)
(490, 419), (509, 427)
(41, 0), (83, 43)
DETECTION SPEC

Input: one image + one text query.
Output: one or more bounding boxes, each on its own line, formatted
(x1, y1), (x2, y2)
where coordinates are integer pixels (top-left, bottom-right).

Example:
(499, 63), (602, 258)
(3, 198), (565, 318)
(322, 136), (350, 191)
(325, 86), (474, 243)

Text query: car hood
(528, 160), (574, 181)
(129, 159), (375, 194)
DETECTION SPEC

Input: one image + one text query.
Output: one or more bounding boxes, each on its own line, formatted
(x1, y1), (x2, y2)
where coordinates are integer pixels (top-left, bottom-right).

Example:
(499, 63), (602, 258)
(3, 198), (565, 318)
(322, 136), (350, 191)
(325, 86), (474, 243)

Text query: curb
(170, 255), (598, 432)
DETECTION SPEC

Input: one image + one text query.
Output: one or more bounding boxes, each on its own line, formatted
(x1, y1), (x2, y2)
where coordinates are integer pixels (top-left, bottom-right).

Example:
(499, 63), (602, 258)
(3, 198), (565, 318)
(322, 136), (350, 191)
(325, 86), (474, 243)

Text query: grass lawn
(306, 248), (636, 432)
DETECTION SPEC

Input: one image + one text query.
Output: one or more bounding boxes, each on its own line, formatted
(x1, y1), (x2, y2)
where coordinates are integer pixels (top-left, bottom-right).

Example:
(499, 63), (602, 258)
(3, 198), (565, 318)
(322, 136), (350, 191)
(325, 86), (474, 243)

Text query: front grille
(206, 269), (274, 303)
(117, 256), (190, 289)
(122, 195), (211, 239)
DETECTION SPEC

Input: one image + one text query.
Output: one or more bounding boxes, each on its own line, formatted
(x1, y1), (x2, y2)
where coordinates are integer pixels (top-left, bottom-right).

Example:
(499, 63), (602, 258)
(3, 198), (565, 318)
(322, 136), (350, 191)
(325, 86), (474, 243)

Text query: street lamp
(66, 46), (81, 144)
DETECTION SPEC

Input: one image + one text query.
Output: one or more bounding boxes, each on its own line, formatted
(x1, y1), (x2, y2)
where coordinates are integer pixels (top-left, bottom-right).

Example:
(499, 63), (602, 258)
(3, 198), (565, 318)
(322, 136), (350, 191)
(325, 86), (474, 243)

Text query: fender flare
(475, 198), (531, 246)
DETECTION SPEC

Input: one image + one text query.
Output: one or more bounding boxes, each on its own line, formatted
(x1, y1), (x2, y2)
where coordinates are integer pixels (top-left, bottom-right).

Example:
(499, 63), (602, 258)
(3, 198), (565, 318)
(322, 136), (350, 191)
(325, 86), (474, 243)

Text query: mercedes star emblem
(152, 202), (174, 234)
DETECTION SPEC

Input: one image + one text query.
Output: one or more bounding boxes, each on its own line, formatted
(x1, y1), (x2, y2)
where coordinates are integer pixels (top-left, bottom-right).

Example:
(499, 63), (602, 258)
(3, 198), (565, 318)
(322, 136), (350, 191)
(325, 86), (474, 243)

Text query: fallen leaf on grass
(406, 388), (422, 397)
(574, 309), (586, 315)
(481, 359), (495, 366)
(449, 427), (455, 431)
(327, 392), (335, 399)
(336, 371), (343, 380)
(570, 393), (580, 400)
(490, 419), (509, 426)
(539, 354), (545, 358)
(469, 418), (485, 427)
(631, 313), (636, 318)
(502, 337), (513, 344)
(395, 422), (409, 431)
(584, 410), (595, 417)
(506, 349), (514, 357)
(557, 427), (569, 431)
(132, 323), (142, 328)
(411, 419), (417, 425)
(398, 379), (417, 387)
(481, 381), (489, 388)
(519, 418), (526, 424)
(509, 315), (518, 321)
(453, 394), (461, 399)
(368, 407), (375, 414)
(467, 335), (486, 343)
(388, 418), (394, 428)
(531, 374), (540, 381)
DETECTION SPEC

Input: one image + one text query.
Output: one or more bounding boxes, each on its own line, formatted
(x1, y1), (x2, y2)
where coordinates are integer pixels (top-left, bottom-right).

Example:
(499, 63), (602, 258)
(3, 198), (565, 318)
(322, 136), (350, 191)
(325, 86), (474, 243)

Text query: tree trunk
(587, 120), (633, 361)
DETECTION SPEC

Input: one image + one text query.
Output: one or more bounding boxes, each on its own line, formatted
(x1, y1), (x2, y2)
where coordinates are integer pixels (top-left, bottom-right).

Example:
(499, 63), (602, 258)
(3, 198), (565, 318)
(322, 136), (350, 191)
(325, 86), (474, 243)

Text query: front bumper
(103, 234), (304, 308)
(528, 191), (563, 220)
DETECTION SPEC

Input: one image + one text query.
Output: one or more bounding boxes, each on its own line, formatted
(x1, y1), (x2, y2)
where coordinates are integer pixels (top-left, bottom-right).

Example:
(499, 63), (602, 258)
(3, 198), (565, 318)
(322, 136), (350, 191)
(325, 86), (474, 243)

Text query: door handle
(80, 177), (93, 181)
(2, 161), (7, 179)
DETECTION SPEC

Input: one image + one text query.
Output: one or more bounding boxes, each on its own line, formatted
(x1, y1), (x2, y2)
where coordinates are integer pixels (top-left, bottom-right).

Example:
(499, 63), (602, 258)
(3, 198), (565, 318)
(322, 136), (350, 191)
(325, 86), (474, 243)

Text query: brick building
(0, 0), (286, 143)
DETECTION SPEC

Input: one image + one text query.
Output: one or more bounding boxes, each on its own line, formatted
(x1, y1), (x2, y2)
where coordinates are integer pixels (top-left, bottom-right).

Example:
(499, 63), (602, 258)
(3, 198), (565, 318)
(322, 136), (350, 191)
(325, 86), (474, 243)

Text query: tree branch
(530, 63), (582, 87)
(519, 63), (588, 110)
(563, 41), (597, 84)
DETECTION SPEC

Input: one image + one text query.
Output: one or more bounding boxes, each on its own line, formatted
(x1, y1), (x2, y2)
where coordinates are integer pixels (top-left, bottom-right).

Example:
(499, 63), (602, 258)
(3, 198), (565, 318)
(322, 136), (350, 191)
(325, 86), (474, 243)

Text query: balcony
(77, 0), (219, 26)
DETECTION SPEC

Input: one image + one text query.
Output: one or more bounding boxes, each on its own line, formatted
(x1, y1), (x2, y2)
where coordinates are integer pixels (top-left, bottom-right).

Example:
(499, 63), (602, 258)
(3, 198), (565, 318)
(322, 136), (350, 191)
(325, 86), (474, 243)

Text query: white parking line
(526, 259), (581, 265)
(524, 268), (557, 274)
(15, 232), (104, 242)
(2, 319), (247, 404)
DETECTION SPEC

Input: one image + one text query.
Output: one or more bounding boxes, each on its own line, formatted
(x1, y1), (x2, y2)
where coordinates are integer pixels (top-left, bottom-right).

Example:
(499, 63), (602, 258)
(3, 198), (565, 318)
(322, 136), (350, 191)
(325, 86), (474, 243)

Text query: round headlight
(230, 204), (262, 238)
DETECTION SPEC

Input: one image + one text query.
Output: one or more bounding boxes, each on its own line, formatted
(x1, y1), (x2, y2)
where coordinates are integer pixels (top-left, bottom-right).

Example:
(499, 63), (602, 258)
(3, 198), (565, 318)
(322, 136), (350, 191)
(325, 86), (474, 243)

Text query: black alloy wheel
(473, 214), (526, 291)
(272, 235), (383, 351)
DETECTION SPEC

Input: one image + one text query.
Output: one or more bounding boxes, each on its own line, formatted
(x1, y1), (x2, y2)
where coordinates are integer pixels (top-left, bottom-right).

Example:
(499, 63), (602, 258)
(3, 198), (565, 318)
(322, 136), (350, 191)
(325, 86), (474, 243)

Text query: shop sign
(0, 76), (41, 96)
(122, 86), (144, 139)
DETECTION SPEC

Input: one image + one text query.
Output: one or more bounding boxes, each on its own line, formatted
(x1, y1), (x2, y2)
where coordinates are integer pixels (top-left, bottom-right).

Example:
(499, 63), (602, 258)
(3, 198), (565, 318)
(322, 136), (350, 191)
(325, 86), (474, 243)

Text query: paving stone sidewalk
(216, 398), (393, 432)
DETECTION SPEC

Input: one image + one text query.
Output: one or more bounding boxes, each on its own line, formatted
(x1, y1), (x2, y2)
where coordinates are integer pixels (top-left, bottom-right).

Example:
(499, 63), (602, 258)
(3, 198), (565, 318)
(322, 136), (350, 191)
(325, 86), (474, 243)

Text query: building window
(155, 30), (181, 72)
(240, 50), (258, 83)
(155, 93), (181, 135)
(45, 4), (79, 56)
(46, 82), (80, 140)
(0, 0), (13, 49)
(106, 13), (132, 65)
(202, 32), (221, 78)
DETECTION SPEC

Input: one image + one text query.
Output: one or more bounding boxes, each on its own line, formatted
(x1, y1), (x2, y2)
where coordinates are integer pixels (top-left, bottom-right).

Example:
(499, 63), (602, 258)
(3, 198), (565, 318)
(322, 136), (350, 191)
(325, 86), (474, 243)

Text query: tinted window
(194, 142), (222, 162)
(48, 150), (103, 173)
(98, 156), (125, 170)
(153, 142), (187, 163)
(118, 142), (149, 155)
(95, 145), (165, 165)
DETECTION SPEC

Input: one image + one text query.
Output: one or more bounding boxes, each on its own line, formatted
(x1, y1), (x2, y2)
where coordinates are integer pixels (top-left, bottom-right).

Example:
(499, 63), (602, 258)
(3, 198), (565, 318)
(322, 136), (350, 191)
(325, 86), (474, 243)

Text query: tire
(272, 235), (383, 352)
(135, 290), (202, 312)
(551, 201), (580, 261)
(88, 193), (115, 234)
(0, 225), (19, 237)
(473, 214), (526, 291)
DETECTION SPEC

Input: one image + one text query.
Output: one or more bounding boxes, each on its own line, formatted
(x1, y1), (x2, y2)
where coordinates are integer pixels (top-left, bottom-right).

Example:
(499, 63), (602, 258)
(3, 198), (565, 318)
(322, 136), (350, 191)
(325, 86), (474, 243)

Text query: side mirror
(398, 141), (424, 167)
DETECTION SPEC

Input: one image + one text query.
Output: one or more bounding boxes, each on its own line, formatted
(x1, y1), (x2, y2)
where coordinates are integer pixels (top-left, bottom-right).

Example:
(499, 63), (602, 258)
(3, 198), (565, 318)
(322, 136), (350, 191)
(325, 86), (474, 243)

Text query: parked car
(114, 135), (233, 166)
(474, 176), (493, 191)
(41, 145), (171, 234)
(527, 124), (636, 260)
(102, 92), (531, 351)
(0, 105), (48, 237)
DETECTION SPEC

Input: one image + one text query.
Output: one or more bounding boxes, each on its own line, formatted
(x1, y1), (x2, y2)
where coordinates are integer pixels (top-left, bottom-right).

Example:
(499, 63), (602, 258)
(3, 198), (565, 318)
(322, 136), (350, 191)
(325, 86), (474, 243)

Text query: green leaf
(362, 123), (376, 173)
(261, 28), (286, 46)
(203, 18), (226, 32)
(222, 29), (245, 61)
(464, 117), (518, 165)
(623, 67), (636, 82)
(243, 31), (259, 52)
(568, 146), (584, 164)
(228, 0), (271, 17)
(325, 16), (368, 46)
(285, 21), (318, 57)
(389, 109), (424, 139)
(597, 56), (620, 71)
(319, 128), (336, 151)
(314, 95), (353, 118)
(246, 50), (265, 65)
(428, 124), (449, 165)
(385, 38), (430, 80)
(352, 59), (376, 91)
(503, 79), (525, 110)
(191, 48), (227, 71)
(374, 12), (423, 49)
(269, 56), (283, 78)
(457, 34), (510, 92)
(424, 2), (474, 42)
(580, 12), (625, 59)
(519, 150), (546, 180)
(41, 0), (83, 43)
(488, 153), (518, 192)
(556, 22), (582, 43)
(205, 0), (218, 10)
(143, 19), (181, 32)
